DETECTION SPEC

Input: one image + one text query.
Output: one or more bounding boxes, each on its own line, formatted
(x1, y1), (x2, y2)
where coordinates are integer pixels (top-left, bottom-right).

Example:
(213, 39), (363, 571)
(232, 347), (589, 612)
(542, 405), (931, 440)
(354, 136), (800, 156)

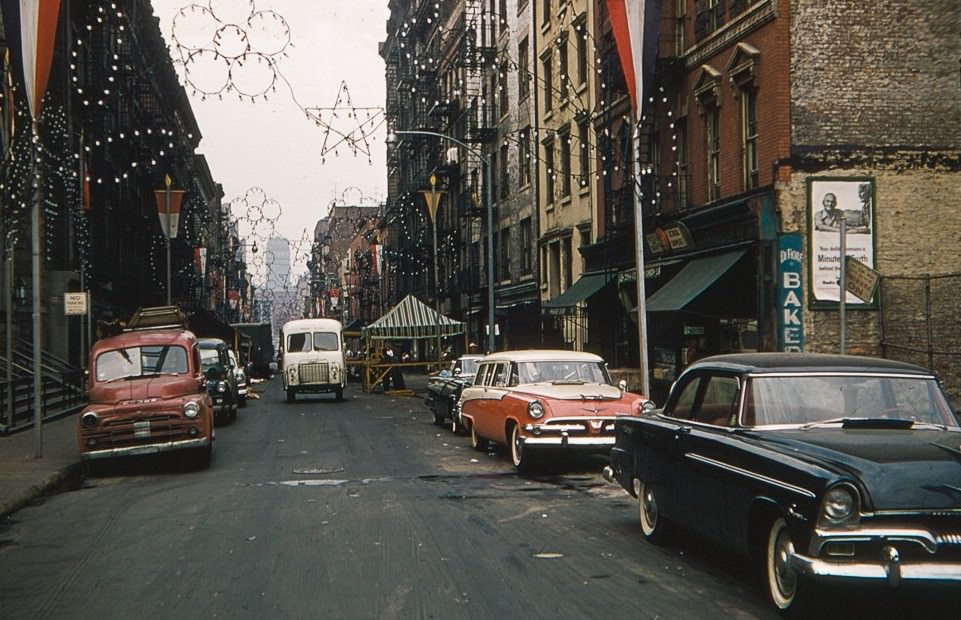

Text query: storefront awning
(645, 250), (745, 312)
(543, 272), (612, 314)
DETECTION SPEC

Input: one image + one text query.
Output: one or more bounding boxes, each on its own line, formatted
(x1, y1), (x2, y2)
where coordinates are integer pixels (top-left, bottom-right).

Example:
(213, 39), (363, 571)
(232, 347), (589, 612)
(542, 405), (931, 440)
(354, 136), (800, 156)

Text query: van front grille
(299, 362), (330, 384)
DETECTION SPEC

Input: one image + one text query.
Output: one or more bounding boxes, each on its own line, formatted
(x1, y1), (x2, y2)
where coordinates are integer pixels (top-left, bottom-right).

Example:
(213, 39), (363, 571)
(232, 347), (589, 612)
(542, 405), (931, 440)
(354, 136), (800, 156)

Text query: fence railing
(1, 342), (86, 434)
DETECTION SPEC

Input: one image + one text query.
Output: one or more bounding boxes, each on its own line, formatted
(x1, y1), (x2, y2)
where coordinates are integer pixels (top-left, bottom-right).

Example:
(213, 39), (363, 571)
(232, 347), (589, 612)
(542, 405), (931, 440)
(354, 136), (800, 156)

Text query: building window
(541, 53), (553, 113)
(576, 16), (588, 85)
(500, 228), (511, 280)
(520, 217), (533, 275)
(519, 127), (532, 186)
(676, 116), (689, 210)
(490, 149), (498, 202)
(518, 37), (530, 102)
(562, 236), (573, 289)
(544, 136), (555, 205)
(727, 42), (761, 192)
(741, 86), (758, 190)
(499, 60), (509, 117)
(579, 229), (590, 271)
(558, 36), (569, 102)
(549, 241), (561, 297)
(674, 0), (687, 56)
(499, 0), (507, 33)
(542, 0), (551, 26)
(499, 143), (509, 200)
(577, 117), (590, 187)
(559, 128), (572, 197)
(708, 0), (724, 33)
(706, 104), (720, 201)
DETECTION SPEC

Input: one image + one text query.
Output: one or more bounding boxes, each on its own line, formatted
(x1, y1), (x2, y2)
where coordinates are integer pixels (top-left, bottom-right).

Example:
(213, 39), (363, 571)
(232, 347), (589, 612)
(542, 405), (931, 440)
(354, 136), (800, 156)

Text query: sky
(150, 1), (390, 273)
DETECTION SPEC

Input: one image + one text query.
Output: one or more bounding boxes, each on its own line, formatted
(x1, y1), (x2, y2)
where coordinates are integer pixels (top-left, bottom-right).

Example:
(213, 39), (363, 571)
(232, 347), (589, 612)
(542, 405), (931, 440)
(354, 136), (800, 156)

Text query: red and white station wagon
(458, 350), (653, 471)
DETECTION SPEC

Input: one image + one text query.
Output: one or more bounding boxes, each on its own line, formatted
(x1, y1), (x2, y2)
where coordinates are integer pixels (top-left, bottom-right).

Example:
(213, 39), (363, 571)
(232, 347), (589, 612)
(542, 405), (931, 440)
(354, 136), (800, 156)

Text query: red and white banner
(194, 247), (207, 276)
(605, 0), (660, 113)
(1, 0), (62, 120)
(154, 187), (185, 239)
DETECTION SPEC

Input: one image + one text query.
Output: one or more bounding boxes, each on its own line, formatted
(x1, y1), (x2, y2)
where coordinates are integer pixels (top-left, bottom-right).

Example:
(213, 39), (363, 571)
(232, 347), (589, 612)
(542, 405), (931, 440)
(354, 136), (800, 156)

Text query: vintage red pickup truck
(76, 306), (215, 467)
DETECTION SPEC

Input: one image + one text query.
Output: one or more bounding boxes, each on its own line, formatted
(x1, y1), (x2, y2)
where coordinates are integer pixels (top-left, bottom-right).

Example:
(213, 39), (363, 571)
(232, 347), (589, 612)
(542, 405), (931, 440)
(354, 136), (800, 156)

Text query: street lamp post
(388, 129), (495, 353)
(427, 174), (442, 365)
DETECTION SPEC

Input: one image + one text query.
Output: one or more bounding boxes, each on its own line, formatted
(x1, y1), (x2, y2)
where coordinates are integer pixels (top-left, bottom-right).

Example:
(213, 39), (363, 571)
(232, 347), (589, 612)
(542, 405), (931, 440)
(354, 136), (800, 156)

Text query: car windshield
(95, 345), (189, 381)
(458, 357), (479, 376)
(199, 348), (221, 371)
(516, 360), (610, 384)
(745, 374), (960, 428)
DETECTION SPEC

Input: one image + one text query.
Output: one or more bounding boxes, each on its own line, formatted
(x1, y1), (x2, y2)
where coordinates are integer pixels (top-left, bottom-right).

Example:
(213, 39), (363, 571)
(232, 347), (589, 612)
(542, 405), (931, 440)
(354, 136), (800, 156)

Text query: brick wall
(791, 0), (961, 148)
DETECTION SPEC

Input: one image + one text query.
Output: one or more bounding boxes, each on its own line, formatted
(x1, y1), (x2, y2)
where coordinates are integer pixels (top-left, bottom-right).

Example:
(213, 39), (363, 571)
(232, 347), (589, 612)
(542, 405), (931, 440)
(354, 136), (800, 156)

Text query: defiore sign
(64, 292), (88, 316)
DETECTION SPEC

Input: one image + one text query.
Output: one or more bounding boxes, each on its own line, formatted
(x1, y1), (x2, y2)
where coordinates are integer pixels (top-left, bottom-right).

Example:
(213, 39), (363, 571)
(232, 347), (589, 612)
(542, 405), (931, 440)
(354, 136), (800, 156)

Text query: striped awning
(364, 294), (464, 340)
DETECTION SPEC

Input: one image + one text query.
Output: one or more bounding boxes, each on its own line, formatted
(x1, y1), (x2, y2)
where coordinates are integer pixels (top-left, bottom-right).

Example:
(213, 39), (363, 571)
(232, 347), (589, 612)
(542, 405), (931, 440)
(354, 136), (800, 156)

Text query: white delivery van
(280, 318), (347, 402)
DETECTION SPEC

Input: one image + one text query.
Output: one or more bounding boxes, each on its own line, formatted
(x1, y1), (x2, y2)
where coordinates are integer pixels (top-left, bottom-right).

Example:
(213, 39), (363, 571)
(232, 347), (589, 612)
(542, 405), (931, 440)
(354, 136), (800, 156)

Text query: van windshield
(95, 345), (189, 381)
(287, 332), (339, 352)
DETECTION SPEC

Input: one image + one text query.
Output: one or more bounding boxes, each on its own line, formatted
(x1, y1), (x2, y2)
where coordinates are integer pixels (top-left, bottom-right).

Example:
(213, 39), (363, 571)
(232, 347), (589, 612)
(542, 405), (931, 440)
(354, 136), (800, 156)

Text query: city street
(0, 377), (956, 619)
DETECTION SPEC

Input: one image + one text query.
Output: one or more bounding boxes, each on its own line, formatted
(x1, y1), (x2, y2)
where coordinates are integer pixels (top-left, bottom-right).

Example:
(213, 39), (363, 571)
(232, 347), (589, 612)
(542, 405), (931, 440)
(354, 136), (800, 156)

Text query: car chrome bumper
(789, 548), (961, 587)
(521, 435), (615, 447)
(80, 437), (211, 460)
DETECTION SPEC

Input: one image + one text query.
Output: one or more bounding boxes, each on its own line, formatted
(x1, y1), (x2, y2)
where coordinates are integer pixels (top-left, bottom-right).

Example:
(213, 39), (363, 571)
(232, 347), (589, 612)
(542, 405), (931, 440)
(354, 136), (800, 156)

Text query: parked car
(604, 353), (961, 616)
(198, 337), (239, 424)
(228, 349), (249, 407)
(425, 354), (483, 431)
(76, 306), (214, 467)
(458, 350), (653, 471)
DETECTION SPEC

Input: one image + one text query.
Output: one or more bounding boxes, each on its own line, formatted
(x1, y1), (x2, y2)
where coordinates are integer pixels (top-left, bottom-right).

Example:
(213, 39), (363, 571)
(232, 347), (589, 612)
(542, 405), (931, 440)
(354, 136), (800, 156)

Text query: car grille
(84, 416), (197, 448)
(299, 362), (330, 384)
(536, 417), (617, 435)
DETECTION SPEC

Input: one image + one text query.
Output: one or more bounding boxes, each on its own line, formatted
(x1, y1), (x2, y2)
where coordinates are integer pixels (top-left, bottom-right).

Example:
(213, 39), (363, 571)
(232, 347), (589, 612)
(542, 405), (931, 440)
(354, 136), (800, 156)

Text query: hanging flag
(79, 147), (91, 210)
(1, 0), (62, 121)
(605, 0), (661, 112)
(154, 180), (185, 239)
(194, 247), (207, 276)
(420, 189), (442, 222)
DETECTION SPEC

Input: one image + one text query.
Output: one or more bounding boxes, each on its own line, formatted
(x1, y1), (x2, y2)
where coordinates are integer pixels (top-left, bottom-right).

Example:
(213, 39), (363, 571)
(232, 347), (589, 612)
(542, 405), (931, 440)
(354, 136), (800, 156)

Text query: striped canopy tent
(364, 295), (464, 340)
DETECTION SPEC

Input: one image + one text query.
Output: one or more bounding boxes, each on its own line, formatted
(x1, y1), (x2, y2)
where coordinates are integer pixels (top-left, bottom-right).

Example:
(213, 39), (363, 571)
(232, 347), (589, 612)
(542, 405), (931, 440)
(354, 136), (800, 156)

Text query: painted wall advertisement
(778, 233), (804, 352)
(807, 177), (877, 305)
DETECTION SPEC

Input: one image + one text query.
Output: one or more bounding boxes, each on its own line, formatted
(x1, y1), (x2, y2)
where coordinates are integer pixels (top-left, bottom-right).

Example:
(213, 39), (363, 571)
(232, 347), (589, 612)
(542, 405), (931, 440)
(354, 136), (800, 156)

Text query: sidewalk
(0, 414), (83, 519)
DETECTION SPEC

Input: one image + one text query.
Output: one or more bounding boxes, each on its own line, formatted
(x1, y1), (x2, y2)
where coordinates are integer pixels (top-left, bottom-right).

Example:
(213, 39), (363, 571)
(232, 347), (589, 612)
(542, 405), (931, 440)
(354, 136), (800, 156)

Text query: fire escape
(386, 0), (498, 330)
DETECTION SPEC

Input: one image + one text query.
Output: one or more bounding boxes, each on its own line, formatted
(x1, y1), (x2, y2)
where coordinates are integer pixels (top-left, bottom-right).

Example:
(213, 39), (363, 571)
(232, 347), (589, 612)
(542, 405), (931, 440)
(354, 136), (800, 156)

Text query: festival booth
(361, 294), (465, 393)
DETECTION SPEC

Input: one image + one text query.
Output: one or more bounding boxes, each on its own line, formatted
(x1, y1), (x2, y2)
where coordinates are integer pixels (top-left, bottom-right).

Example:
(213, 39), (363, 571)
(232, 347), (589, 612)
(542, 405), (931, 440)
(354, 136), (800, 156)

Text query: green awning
(645, 250), (745, 312)
(543, 272), (612, 314)
(364, 294), (464, 339)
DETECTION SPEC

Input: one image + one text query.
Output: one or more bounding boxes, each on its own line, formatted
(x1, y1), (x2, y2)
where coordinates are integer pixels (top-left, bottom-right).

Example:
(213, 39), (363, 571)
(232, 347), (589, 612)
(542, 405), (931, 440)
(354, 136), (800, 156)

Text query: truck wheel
(286, 388), (296, 403)
(335, 387), (344, 402)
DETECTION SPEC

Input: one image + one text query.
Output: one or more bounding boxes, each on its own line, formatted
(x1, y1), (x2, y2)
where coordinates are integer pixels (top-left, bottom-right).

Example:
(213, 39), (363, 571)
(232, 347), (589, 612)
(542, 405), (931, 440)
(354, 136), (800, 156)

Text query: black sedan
(604, 353), (961, 616)
(424, 354), (482, 432)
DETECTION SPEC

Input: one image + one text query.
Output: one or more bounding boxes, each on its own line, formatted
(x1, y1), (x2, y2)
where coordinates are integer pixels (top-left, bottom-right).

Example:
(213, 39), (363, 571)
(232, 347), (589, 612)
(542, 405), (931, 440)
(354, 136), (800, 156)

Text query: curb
(0, 461), (85, 520)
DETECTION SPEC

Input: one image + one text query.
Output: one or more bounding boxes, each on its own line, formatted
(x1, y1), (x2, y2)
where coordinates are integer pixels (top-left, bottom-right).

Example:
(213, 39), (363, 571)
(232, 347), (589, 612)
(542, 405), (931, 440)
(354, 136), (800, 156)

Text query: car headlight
(528, 400), (545, 419)
(183, 401), (201, 418)
(81, 411), (98, 428)
(216, 380), (227, 393)
(819, 484), (860, 526)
